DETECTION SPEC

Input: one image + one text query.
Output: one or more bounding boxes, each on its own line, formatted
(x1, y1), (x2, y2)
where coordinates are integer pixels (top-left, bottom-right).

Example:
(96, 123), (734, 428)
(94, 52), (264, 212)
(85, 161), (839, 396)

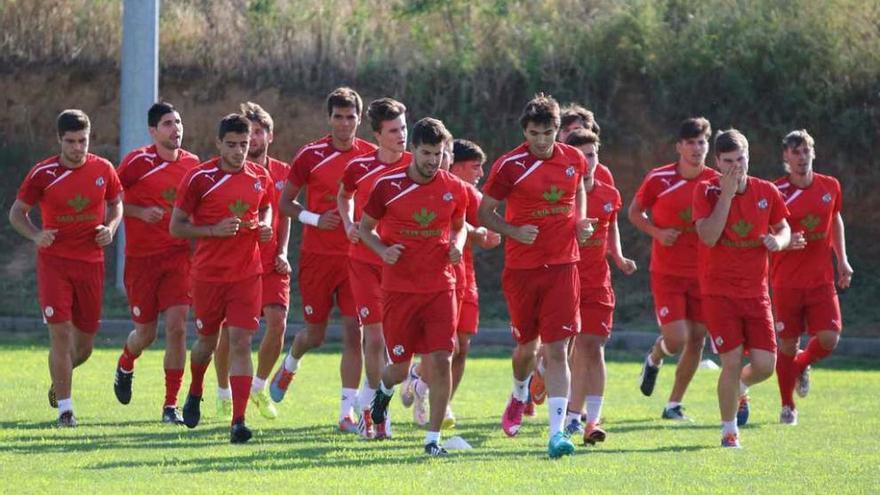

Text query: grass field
(0, 343), (878, 494)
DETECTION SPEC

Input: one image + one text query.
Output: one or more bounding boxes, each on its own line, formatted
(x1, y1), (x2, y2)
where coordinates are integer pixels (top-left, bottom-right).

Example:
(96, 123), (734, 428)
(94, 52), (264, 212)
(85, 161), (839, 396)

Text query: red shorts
(192, 275), (262, 335)
(262, 269), (290, 310)
(298, 252), (354, 323)
(579, 286), (615, 338)
(703, 294), (776, 354)
(348, 258), (383, 325)
(383, 290), (457, 364)
(37, 253), (104, 333)
(772, 285), (842, 339)
(502, 263), (580, 345)
(650, 272), (704, 326)
(457, 286), (479, 334)
(124, 248), (191, 324)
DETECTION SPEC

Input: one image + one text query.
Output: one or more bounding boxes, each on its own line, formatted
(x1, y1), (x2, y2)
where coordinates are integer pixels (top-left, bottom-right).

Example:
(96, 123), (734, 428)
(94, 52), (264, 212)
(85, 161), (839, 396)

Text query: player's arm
(337, 182), (359, 243)
(256, 204), (273, 242)
(8, 199), (57, 247)
(831, 212), (853, 288)
(477, 195), (538, 245)
(627, 199), (680, 246)
(123, 202), (165, 223)
(449, 215), (467, 263)
(281, 180), (340, 230)
(761, 219), (791, 252)
(168, 207), (239, 239)
(95, 194), (123, 247)
(575, 179), (596, 244)
(274, 212), (292, 274)
(358, 213), (403, 265)
(609, 216), (637, 275)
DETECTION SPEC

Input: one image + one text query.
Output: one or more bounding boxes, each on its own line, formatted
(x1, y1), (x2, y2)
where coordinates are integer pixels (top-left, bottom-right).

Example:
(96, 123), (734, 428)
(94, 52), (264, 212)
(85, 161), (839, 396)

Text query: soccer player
(268, 88), (376, 433)
(771, 129), (852, 425)
(693, 129), (791, 448)
(630, 117), (718, 421)
(9, 109), (123, 427)
(213, 102), (290, 421)
(112, 102), (199, 424)
(359, 117), (469, 456)
(170, 114), (273, 443)
(478, 94), (593, 458)
(564, 129), (636, 445)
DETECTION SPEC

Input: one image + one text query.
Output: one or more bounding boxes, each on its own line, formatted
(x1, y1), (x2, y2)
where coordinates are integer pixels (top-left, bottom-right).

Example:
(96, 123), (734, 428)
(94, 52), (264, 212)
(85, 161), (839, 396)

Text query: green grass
(0, 344), (878, 494)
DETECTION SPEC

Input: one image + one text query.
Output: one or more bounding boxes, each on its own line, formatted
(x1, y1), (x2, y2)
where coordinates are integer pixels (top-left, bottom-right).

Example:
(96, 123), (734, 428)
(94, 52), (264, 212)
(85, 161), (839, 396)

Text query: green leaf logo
(800, 214), (820, 232)
(161, 187), (177, 204)
(228, 199), (250, 218)
(678, 207), (692, 223)
(543, 185), (563, 203)
(412, 207), (437, 228)
(731, 218), (754, 238)
(67, 194), (90, 213)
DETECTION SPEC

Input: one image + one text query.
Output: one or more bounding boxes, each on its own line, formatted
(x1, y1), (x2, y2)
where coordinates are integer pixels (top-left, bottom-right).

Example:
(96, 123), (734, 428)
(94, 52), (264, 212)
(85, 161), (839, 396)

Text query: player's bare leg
(357, 321), (385, 435)
(213, 325), (232, 419)
(579, 334), (607, 444)
(250, 304), (287, 419)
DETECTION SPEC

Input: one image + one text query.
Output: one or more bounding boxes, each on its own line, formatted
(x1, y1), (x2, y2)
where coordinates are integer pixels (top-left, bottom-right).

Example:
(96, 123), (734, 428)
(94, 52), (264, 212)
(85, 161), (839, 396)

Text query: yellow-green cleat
(250, 389), (278, 420)
(216, 397), (232, 420)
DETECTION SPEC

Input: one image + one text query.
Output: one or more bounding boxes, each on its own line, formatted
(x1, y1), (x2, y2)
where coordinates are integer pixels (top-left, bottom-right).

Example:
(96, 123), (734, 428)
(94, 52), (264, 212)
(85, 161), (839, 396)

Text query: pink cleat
(502, 395), (527, 437)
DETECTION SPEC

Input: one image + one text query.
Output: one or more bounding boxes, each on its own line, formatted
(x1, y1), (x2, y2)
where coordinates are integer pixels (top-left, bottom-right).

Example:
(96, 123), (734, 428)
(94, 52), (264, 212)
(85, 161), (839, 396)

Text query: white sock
(566, 410), (581, 424)
(585, 396), (603, 425)
(413, 378), (429, 397)
(284, 353), (300, 372)
(666, 401), (681, 411)
(340, 388), (358, 421)
(57, 398), (73, 414)
(380, 380), (395, 396)
(358, 386), (376, 410)
(512, 378), (529, 402)
(251, 377), (267, 393)
(647, 354), (659, 367)
(217, 387), (232, 400)
(548, 397), (568, 436)
(425, 430), (440, 445)
(739, 381), (749, 396)
(722, 420), (738, 436)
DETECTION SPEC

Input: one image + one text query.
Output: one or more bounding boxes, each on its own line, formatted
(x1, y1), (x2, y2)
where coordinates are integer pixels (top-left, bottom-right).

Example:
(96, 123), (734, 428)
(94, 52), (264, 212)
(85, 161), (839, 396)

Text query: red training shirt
(259, 156), (290, 272)
(578, 180), (621, 289)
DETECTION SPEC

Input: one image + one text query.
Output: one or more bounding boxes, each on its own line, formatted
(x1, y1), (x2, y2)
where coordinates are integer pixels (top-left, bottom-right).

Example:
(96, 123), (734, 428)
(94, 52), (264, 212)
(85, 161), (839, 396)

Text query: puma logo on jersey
(390, 181), (403, 191)
(515, 160), (526, 169)
(661, 178), (671, 187)
(313, 149), (326, 158)
(45, 169), (57, 177)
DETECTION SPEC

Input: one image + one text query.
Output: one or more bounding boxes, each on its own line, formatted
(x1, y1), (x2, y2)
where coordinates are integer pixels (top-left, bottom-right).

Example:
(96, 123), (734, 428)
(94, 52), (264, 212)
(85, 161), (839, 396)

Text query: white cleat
(796, 365), (811, 398)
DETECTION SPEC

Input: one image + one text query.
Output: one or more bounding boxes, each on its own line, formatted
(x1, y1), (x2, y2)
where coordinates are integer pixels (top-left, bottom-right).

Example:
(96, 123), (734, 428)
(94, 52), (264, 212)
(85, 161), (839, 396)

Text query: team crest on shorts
(95, 176), (105, 187)
(775, 321), (785, 333)
(443, 192), (453, 202)
(714, 336), (724, 347)
(510, 325), (521, 339)
(196, 319), (204, 330)
(44, 306), (54, 317)
(659, 306), (669, 318)
(822, 193), (832, 203)
(757, 198), (768, 209)
(360, 307), (370, 318)
(132, 306), (141, 317)
(565, 166), (575, 177)
(304, 305), (314, 315)
(392, 344), (404, 356)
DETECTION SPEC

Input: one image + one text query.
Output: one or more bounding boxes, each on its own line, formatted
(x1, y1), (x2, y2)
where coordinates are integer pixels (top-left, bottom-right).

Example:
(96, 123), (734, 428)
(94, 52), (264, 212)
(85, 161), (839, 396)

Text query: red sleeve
(259, 171), (272, 209)
(768, 183), (789, 226)
(342, 163), (360, 194)
(116, 154), (141, 189)
(453, 180), (468, 222)
(692, 182), (715, 221)
(16, 171), (44, 206)
(485, 162), (515, 200)
(104, 166), (123, 200)
(634, 175), (659, 210)
(175, 171), (202, 215)
(465, 186), (480, 227)
(362, 182), (387, 220)
(613, 188), (623, 213)
(832, 178), (843, 214)
(288, 153), (311, 187)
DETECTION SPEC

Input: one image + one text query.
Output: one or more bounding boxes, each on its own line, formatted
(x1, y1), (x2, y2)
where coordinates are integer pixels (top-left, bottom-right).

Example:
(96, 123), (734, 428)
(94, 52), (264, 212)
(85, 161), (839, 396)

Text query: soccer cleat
(548, 431), (575, 458)
(529, 370), (546, 405)
(400, 363), (418, 408)
(230, 418), (253, 444)
(523, 398), (536, 417)
(182, 393), (202, 429)
(374, 420), (389, 440)
(338, 415), (359, 434)
(371, 388), (393, 426)
(441, 406), (456, 430)
(796, 365), (811, 398)
(413, 382), (429, 426)
(57, 410), (77, 428)
(114, 366), (133, 405)
(564, 418), (584, 436)
(48, 384), (57, 408)
(216, 397), (232, 420)
(736, 395), (750, 426)
(162, 406), (185, 425)
(357, 408), (375, 439)
(501, 395), (526, 437)
(721, 432), (741, 448)
(583, 423), (607, 446)
(638, 356), (660, 397)
(250, 389), (278, 420)
(661, 405), (693, 422)
(424, 441), (449, 456)
(269, 366), (296, 403)
(780, 406), (798, 425)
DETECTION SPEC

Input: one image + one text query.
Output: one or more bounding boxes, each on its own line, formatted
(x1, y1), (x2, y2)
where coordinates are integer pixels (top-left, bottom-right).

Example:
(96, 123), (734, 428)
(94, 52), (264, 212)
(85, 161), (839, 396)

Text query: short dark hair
(367, 97), (406, 132)
(326, 87), (363, 117)
(217, 113), (251, 140)
(411, 117), (452, 148)
(240, 101), (274, 134)
(714, 129), (749, 155)
(148, 102), (176, 128)
(560, 104), (600, 134)
(452, 139), (486, 165)
(519, 93), (561, 130)
(57, 109), (90, 137)
(782, 129), (815, 150)
(679, 117), (712, 141)
(564, 128), (600, 148)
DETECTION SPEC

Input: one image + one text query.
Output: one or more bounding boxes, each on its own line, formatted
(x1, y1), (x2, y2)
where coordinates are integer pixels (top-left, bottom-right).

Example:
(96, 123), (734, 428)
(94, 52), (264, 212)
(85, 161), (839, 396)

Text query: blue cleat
(736, 395), (750, 426)
(269, 366), (296, 403)
(548, 431), (575, 459)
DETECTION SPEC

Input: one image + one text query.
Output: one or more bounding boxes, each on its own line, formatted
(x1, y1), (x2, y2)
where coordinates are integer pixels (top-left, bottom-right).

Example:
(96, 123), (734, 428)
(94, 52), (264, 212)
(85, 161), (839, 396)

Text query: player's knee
(818, 332), (839, 351)
(363, 329), (383, 351)
(777, 338), (798, 356)
(304, 327), (327, 348)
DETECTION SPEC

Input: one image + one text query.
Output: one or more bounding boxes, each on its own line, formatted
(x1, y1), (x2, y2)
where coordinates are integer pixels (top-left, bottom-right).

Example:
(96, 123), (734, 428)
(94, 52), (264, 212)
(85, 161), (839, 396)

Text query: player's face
(676, 135), (709, 167)
(558, 120), (585, 143)
(150, 111), (183, 151)
(248, 124), (272, 160)
(783, 143), (815, 177)
(716, 148), (749, 177)
(329, 105), (360, 142)
(217, 131), (249, 170)
(58, 129), (89, 165)
(576, 143), (599, 178)
(412, 142), (444, 180)
(375, 115), (407, 154)
(524, 121), (558, 157)
(451, 160), (484, 186)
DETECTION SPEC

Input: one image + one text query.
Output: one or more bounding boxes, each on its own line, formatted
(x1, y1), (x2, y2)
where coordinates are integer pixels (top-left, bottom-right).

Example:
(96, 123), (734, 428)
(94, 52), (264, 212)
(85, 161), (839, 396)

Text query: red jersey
(484, 142), (587, 270)
(288, 136), (377, 255)
(634, 163), (719, 278)
(259, 157), (290, 272)
(17, 153), (122, 263)
(595, 163), (614, 186)
(342, 150), (412, 265)
(692, 176), (789, 298)
(363, 169), (468, 293)
(770, 173), (842, 288)
(578, 180), (621, 289)
(175, 158), (272, 283)
(117, 145), (199, 257)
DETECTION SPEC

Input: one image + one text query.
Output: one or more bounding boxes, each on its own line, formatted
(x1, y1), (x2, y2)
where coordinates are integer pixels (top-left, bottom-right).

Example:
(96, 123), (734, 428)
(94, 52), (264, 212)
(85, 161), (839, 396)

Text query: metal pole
(117, 0), (159, 291)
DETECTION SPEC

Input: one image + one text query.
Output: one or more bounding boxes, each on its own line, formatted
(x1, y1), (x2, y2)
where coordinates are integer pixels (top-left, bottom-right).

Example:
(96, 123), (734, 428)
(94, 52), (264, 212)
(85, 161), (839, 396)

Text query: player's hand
(484, 230), (502, 248)
(837, 260), (854, 289)
(274, 254), (291, 275)
(258, 221), (273, 242)
(33, 228), (58, 248)
(720, 164), (741, 199)
(511, 224), (539, 245)
(140, 206), (165, 224)
(382, 244), (405, 265)
(346, 222), (361, 244)
(653, 227), (681, 246)
(213, 217), (242, 237)
(615, 256), (638, 275)
(94, 225), (114, 247)
(449, 244), (463, 264)
(577, 218), (598, 245)
(317, 209), (341, 230)
(761, 234), (783, 252)
(787, 231), (807, 250)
